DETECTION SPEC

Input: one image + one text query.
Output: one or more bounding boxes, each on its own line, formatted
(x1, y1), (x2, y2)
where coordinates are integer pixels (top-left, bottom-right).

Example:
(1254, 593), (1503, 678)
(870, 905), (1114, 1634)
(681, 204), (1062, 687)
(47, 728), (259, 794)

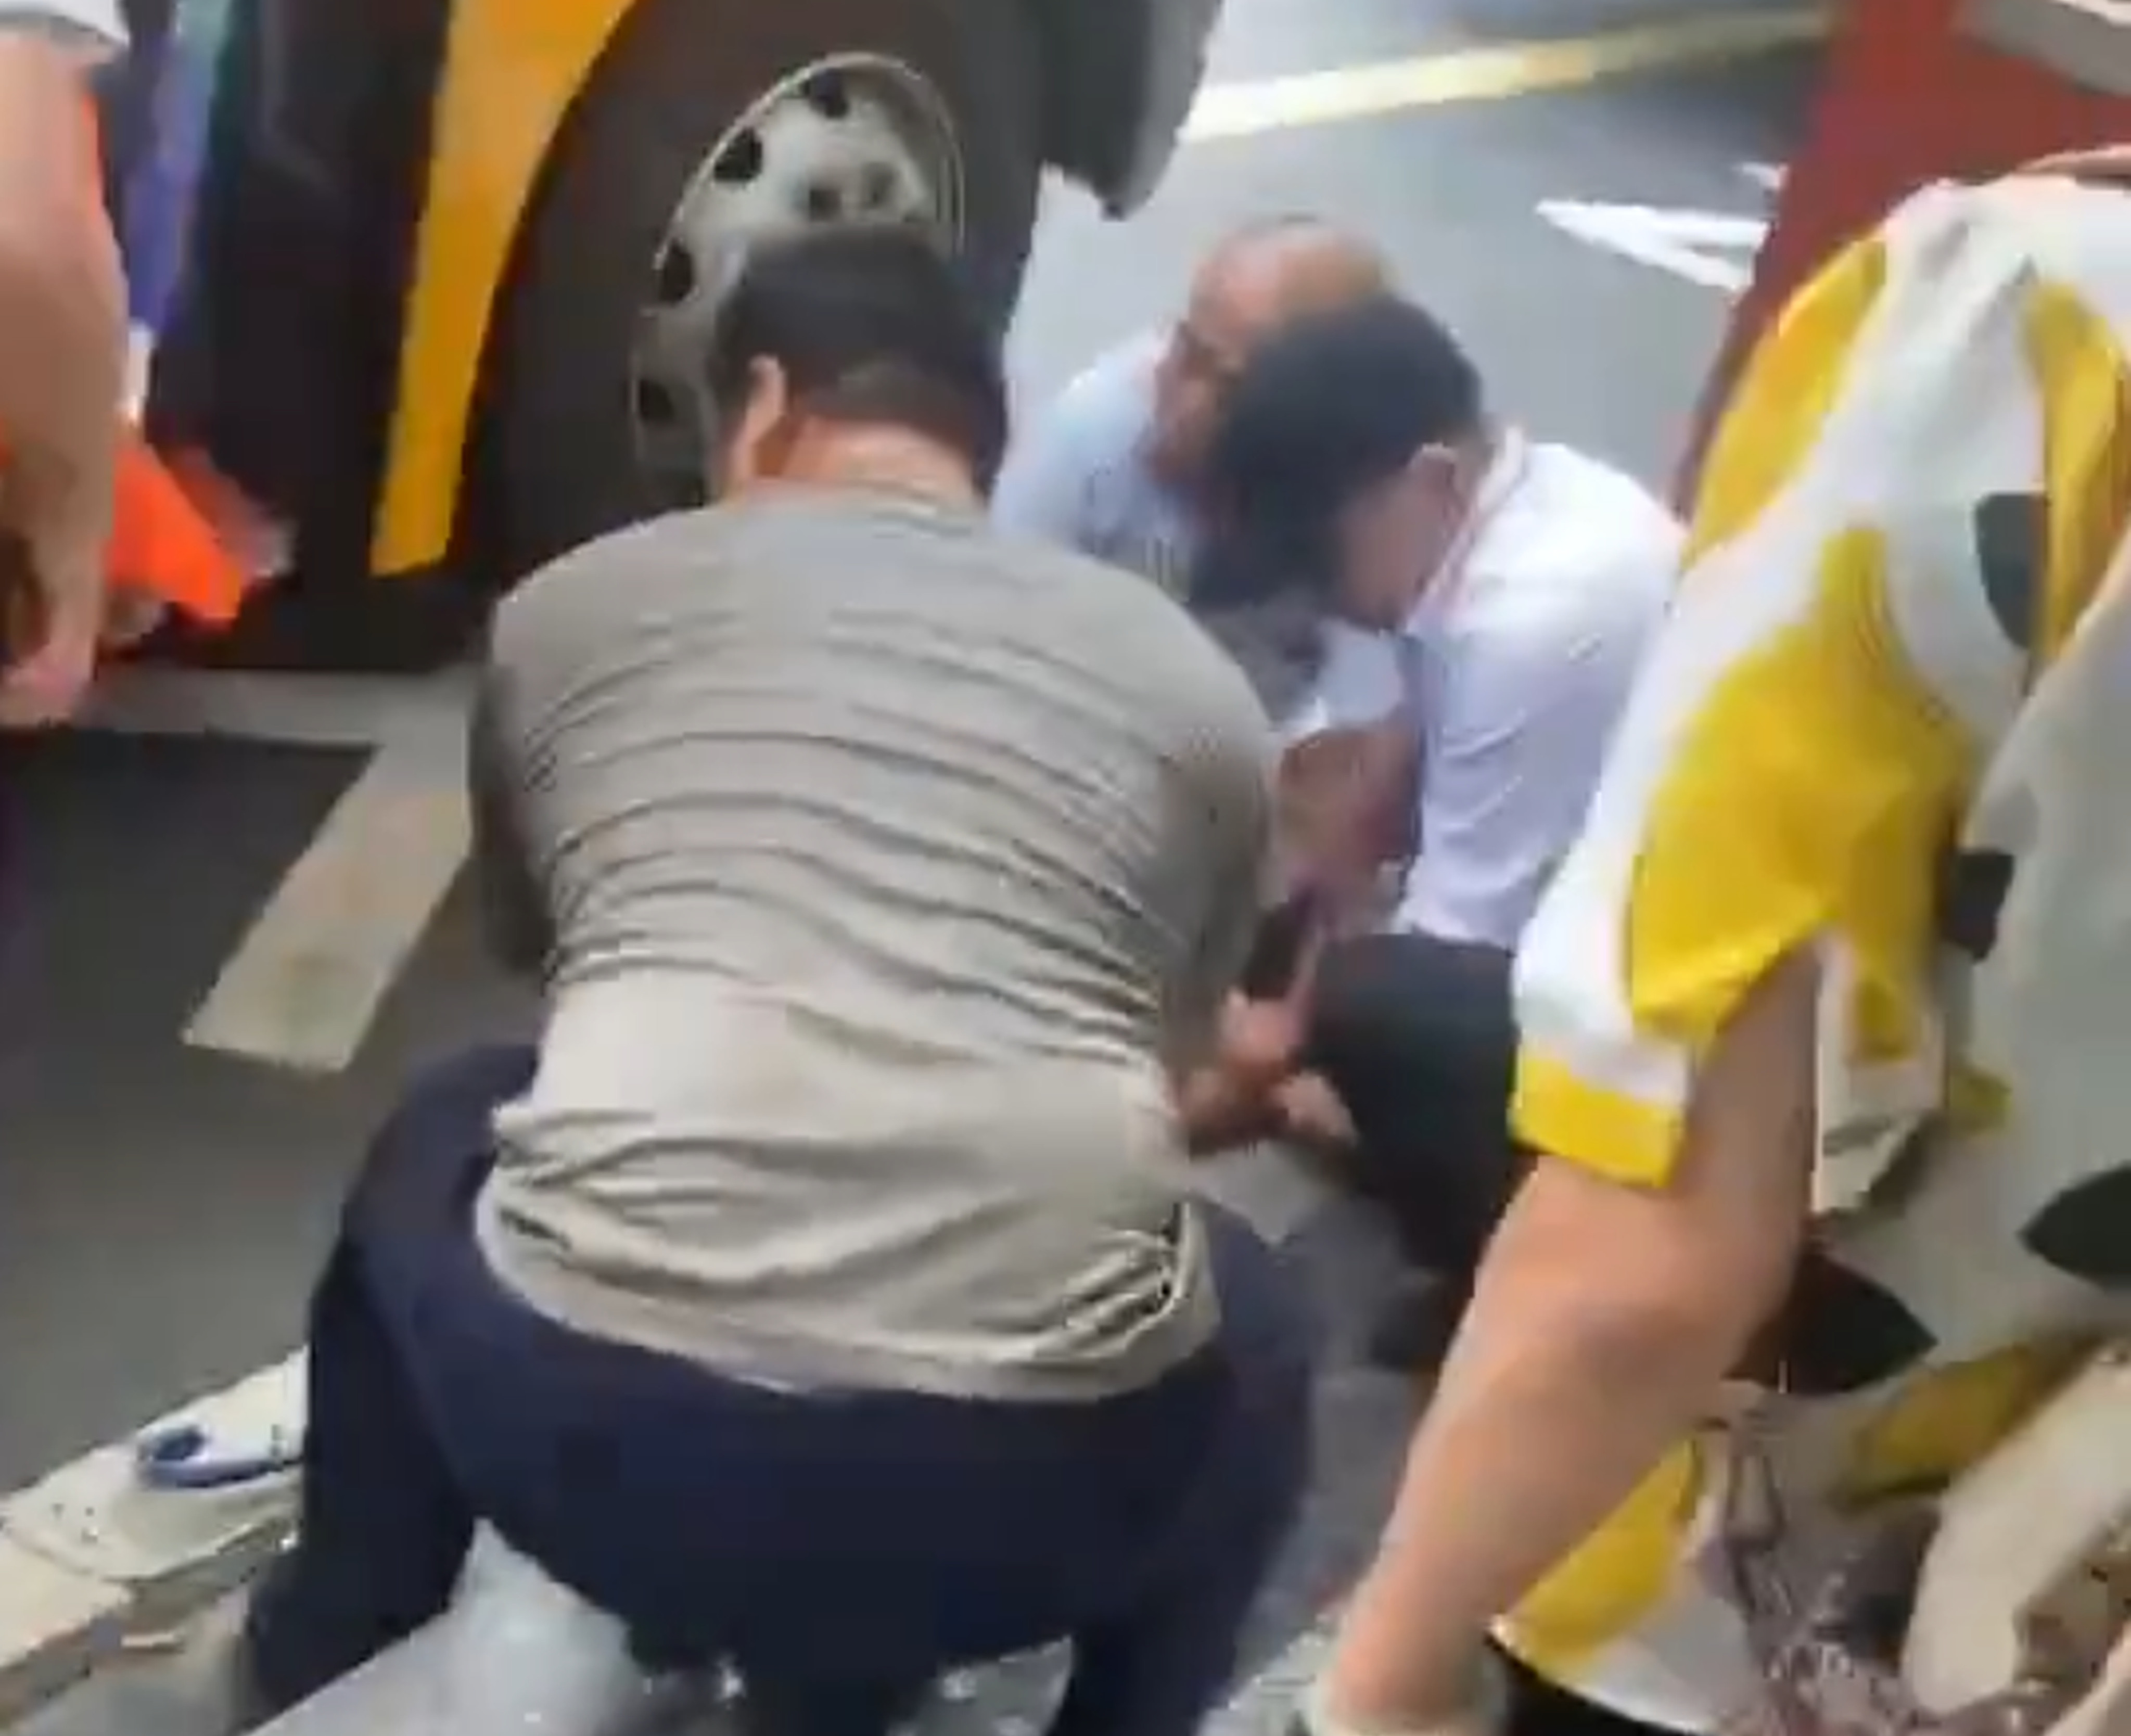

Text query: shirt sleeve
(991, 338), (1160, 547)
(1507, 181), (2095, 1189)
(1395, 562), (1661, 948)
(0, 0), (126, 56)
(467, 639), (554, 979)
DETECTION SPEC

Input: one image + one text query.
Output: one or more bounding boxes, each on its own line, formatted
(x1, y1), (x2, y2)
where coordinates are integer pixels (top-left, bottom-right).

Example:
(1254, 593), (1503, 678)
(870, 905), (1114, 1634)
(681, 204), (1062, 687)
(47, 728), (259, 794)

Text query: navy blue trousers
(247, 1044), (1316, 1736)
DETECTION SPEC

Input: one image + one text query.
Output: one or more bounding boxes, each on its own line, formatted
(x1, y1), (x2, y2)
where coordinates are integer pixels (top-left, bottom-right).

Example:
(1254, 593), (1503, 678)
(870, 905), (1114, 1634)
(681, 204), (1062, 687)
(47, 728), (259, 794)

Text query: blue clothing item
(246, 1044), (1317, 1736)
(993, 336), (1203, 599)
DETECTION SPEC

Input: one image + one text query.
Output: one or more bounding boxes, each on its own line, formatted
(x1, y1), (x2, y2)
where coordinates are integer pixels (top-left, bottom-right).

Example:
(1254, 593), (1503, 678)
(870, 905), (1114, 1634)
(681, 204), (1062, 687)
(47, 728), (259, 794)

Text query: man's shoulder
(1466, 445), (1678, 648)
(1008, 539), (1274, 748)
(1519, 441), (1682, 556)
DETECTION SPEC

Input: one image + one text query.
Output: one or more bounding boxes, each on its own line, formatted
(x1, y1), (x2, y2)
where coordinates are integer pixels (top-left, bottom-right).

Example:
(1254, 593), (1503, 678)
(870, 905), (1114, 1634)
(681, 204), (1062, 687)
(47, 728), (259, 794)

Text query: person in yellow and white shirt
(1295, 157), (2131, 1736)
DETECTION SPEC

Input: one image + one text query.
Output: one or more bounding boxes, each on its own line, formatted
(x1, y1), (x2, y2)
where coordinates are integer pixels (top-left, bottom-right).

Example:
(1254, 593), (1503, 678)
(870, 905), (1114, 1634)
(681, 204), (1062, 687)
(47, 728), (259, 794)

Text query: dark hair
(701, 224), (1011, 490)
(1191, 295), (1483, 609)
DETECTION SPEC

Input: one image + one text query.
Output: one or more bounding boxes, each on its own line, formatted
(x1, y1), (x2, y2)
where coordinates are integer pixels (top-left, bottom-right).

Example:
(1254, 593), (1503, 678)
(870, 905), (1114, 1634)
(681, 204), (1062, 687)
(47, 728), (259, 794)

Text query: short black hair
(701, 224), (1011, 490)
(1191, 295), (1483, 609)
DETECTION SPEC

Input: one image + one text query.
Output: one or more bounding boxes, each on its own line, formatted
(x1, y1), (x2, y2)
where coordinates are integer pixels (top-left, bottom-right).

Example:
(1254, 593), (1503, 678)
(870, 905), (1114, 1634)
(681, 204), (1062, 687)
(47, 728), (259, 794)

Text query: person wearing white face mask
(1192, 294), (1680, 1369)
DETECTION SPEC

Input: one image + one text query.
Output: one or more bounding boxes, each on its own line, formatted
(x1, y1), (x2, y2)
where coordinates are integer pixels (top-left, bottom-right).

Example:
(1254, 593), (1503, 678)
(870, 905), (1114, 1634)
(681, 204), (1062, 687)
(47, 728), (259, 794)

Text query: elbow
(1513, 1167), (1804, 1390)
(1598, 1209), (1802, 1384)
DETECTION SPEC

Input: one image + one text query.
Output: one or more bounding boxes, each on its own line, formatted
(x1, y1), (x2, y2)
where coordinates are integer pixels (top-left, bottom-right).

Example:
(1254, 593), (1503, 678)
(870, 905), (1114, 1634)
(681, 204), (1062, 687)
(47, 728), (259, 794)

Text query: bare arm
(0, 28), (124, 630)
(1308, 208), (2032, 1732)
(1326, 951), (1816, 1712)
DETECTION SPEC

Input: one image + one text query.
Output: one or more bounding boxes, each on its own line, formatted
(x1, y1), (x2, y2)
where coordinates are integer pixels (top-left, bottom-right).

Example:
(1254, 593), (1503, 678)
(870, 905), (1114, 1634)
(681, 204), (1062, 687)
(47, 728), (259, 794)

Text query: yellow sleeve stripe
(2029, 275), (2131, 668)
(1682, 233), (1888, 571)
(1512, 1052), (1683, 1189)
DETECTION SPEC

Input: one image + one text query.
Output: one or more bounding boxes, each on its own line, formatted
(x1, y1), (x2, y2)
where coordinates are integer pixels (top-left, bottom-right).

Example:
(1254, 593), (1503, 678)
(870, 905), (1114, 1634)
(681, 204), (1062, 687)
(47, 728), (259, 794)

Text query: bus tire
(478, 0), (1041, 581)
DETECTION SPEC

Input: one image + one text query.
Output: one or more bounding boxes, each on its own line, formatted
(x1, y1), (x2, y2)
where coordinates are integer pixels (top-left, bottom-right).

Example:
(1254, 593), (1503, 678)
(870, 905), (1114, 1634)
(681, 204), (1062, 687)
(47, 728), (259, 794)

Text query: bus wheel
(479, 0), (1038, 579)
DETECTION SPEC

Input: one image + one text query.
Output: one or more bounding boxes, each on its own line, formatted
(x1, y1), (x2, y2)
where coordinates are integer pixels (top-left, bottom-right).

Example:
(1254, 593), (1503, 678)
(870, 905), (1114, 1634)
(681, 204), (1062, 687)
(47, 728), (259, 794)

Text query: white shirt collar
(1399, 427), (1532, 641)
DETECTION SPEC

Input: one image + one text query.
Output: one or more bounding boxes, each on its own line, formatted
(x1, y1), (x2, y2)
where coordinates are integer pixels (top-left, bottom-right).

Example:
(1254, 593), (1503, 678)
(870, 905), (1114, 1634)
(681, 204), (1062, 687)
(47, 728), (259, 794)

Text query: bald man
(996, 215), (1388, 601)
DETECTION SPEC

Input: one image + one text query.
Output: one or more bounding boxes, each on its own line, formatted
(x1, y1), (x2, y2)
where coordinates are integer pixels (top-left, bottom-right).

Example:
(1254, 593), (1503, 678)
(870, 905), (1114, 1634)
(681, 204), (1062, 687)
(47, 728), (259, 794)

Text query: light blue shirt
(994, 335), (1205, 599)
(996, 334), (1406, 730)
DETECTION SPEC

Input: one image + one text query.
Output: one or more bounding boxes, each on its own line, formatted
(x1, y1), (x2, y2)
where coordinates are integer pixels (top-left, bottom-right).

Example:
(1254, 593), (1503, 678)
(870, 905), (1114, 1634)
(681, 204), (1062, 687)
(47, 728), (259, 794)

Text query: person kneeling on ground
(1302, 151), (2131, 1736)
(236, 224), (1318, 1736)
(992, 211), (1409, 744)
(1193, 295), (1679, 1369)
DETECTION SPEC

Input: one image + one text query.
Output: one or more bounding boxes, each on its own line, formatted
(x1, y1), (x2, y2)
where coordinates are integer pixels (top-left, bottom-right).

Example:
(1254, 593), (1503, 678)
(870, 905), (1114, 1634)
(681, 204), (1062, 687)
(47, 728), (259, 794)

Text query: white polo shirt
(1288, 433), (1680, 950)
(0, 0), (125, 52)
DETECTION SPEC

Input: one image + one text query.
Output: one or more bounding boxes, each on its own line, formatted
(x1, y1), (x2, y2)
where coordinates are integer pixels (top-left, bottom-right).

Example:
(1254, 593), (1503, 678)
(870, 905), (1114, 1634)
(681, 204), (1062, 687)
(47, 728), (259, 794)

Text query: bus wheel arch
(470, 0), (1042, 582)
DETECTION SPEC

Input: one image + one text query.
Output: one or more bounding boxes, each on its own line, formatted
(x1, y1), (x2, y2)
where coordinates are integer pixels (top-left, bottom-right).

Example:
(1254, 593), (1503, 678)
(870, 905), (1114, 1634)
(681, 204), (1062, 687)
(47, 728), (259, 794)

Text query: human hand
(1275, 1071), (1356, 1150)
(0, 528), (103, 726)
(1213, 927), (1321, 1097)
(1, 443), (114, 726)
(1280, 712), (1420, 907)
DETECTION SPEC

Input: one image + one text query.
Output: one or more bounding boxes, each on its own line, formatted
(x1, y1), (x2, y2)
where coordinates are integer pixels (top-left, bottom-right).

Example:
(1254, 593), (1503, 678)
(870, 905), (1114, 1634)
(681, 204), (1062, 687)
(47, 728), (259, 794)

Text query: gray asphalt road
(0, 2), (1815, 1714)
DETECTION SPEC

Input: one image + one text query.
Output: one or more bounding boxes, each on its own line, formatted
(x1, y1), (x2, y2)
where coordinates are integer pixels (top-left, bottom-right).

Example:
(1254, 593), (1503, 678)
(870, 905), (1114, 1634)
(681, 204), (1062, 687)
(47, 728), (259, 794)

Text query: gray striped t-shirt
(473, 489), (1277, 1400)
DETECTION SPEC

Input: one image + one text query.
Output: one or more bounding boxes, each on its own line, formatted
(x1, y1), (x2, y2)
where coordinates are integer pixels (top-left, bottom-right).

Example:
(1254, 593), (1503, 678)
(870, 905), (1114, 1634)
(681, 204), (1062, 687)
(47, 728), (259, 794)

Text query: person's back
(235, 222), (1313, 1736)
(477, 487), (1273, 1399)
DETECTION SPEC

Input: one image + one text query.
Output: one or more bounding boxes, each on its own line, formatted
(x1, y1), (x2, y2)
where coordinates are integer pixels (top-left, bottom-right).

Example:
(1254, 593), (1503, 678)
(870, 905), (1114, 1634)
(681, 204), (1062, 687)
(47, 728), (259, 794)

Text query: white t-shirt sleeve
(0, 0), (127, 56)
(1395, 582), (1654, 949)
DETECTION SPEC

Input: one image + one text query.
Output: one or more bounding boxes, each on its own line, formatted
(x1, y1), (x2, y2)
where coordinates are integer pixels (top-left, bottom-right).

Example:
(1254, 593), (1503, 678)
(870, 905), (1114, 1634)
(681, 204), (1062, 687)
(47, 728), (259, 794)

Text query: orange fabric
(105, 435), (248, 622)
(0, 94), (246, 627)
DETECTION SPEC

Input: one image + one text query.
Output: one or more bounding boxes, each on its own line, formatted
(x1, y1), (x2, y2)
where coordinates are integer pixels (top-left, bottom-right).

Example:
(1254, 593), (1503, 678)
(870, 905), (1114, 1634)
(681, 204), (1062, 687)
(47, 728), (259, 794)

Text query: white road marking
(1205, 1619), (1336, 1736)
(1537, 197), (1768, 293)
(72, 670), (477, 1073)
(79, 667), (471, 751)
(180, 729), (470, 1075)
(1180, 8), (1827, 142)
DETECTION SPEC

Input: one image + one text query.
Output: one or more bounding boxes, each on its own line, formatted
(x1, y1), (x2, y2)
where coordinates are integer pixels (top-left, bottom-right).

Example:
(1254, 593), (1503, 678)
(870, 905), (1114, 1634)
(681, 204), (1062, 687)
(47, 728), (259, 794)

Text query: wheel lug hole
(712, 129), (764, 185)
(654, 245), (696, 304)
(801, 70), (851, 118)
(801, 181), (844, 222)
(857, 163), (899, 213)
(634, 377), (680, 425)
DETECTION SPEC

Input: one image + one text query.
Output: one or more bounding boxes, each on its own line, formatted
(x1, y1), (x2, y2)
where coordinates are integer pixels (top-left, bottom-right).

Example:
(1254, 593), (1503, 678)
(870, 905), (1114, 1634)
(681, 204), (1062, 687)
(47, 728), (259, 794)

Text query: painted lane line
(1206, 1618), (1337, 1736)
(0, 1358), (304, 1722)
(1181, 8), (1828, 143)
(78, 668), (473, 751)
(78, 669), (478, 1074)
(1537, 200), (1768, 294)
(181, 730), (471, 1074)
(0, 1543), (127, 1725)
